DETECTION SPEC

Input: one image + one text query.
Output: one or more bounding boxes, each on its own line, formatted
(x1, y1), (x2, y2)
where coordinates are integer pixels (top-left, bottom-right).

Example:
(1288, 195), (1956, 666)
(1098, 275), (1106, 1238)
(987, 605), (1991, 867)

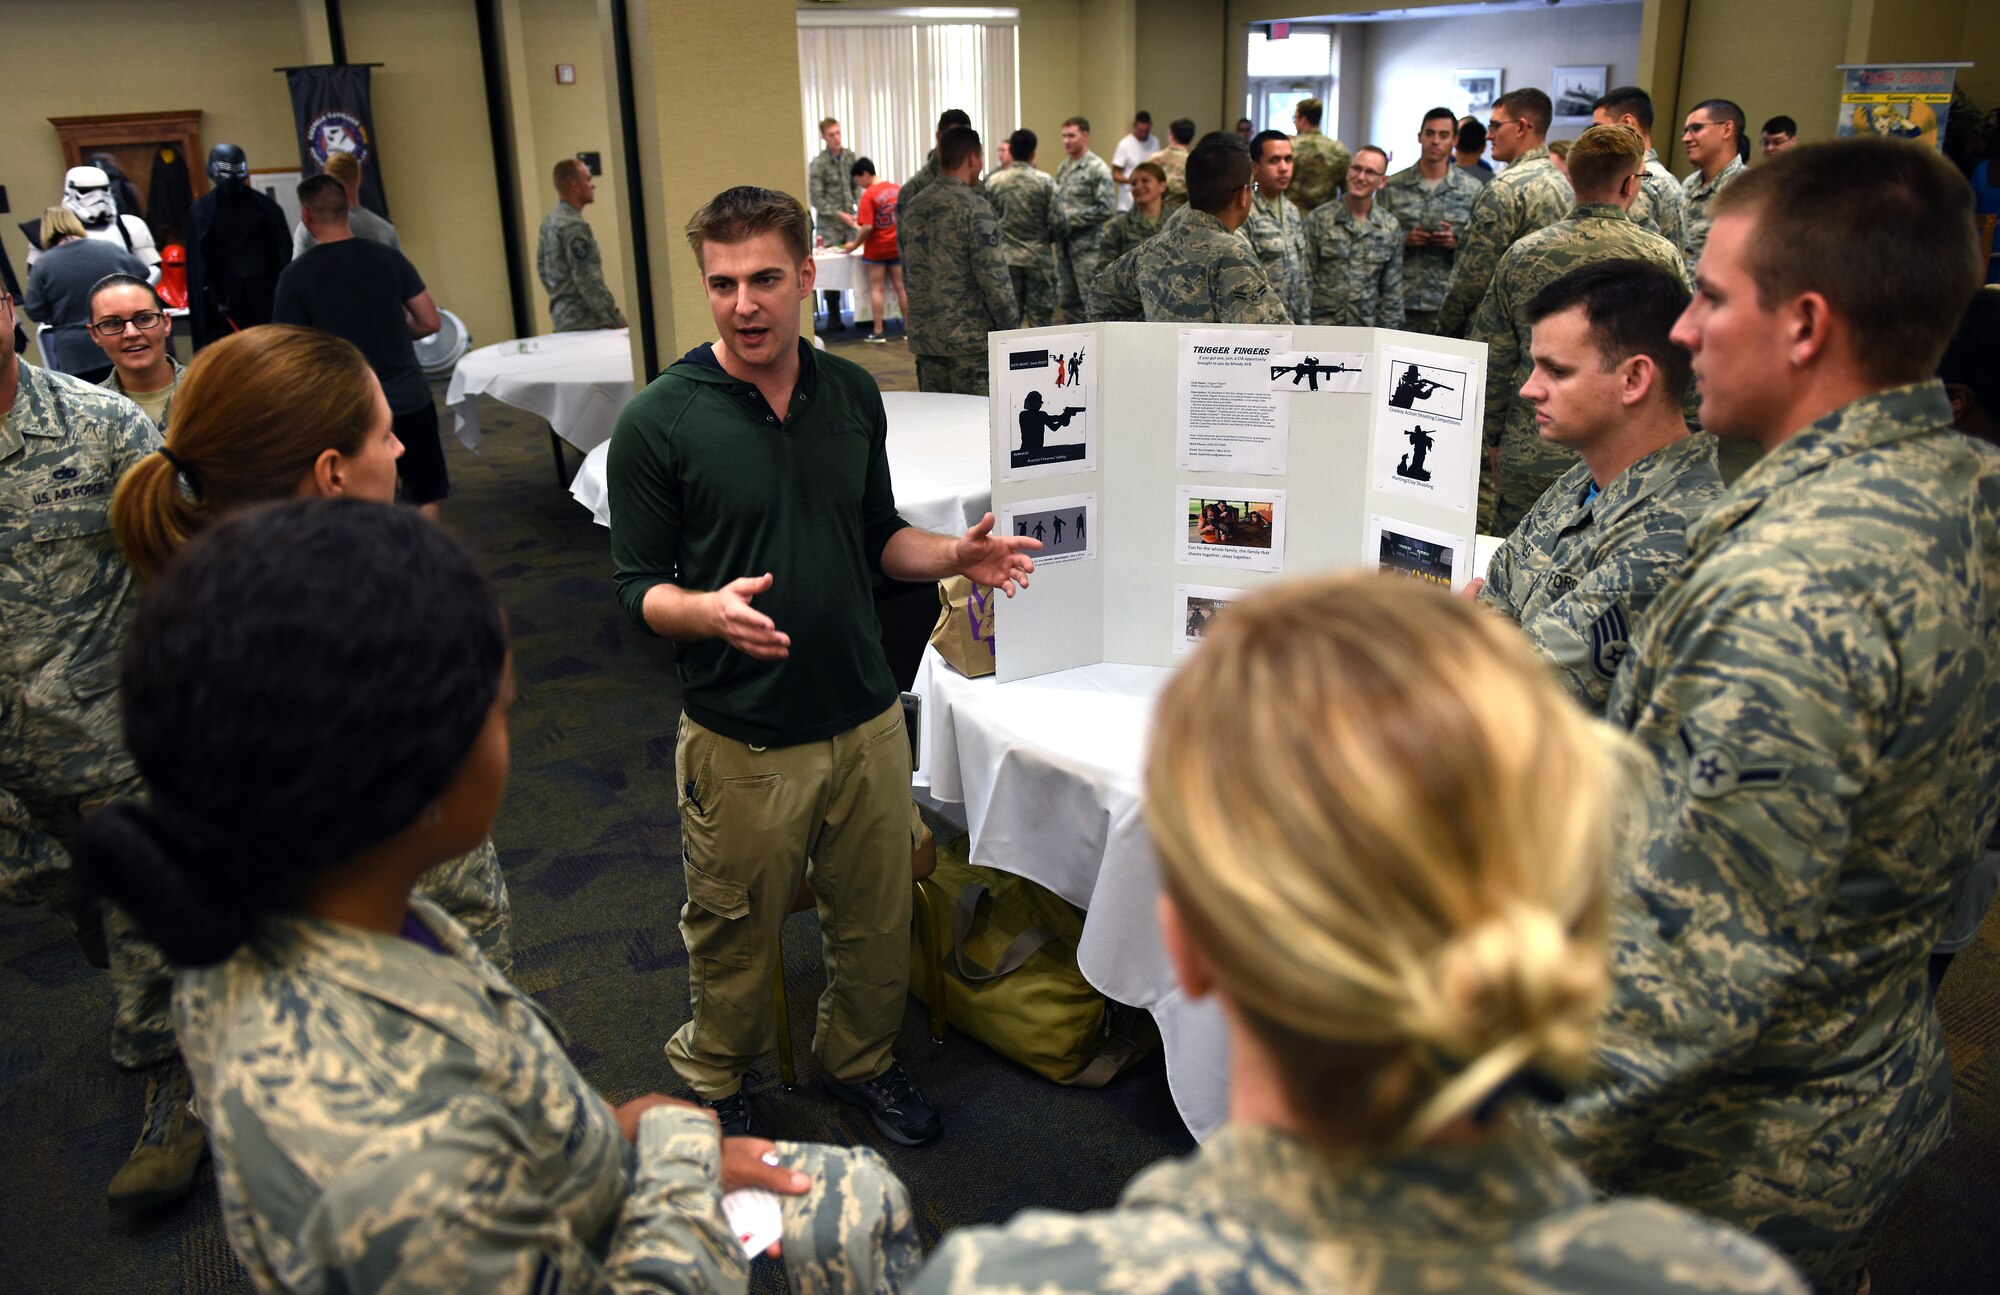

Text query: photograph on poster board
(1176, 328), (1294, 475)
(1178, 486), (1287, 573)
(1369, 514), (1465, 592)
(1265, 350), (1370, 394)
(1000, 492), (1097, 566)
(998, 332), (1097, 482)
(1174, 583), (1250, 655)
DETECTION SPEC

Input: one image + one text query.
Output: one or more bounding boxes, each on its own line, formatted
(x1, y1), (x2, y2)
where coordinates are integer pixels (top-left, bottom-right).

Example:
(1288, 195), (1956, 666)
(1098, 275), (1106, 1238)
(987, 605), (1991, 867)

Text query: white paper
(1000, 492), (1098, 566)
(1173, 583), (1251, 654)
(1264, 350), (1371, 394)
(1371, 346), (1479, 514)
(1368, 513), (1468, 592)
(1178, 486), (1287, 573)
(722, 1187), (784, 1258)
(1176, 329), (1294, 475)
(998, 332), (1098, 482)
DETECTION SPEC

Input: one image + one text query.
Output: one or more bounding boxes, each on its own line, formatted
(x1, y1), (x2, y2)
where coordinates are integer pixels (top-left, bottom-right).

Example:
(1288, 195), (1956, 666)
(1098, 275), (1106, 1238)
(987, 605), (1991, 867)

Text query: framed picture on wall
(1454, 68), (1502, 120)
(1552, 65), (1609, 124)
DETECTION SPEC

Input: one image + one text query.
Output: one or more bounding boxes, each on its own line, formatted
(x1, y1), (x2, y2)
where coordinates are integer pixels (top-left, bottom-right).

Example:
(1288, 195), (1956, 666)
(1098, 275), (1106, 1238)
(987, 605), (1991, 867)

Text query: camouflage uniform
(981, 162), (1060, 328)
(1051, 151), (1116, 321)
(1477, 434), (1722, 714)
(1095, 205), (1166, 269)
(1628, 149), (1689, 263)
(1435, 146), (1574, 337)
(900, 176), (1019, 396)
(1379, 163), (1486, 334)
(1241, 190), (1311, 324)
(1540, 383), (2000, 1293)
(1288, 128), (1352, 213)
(536, 202), (622, 332)
(1680, 154), (1746, 266)
(912, 1121), (1806, 1294)
(98, 355), (182, 430)
(897, 152), (943, 211)
(1301, 197), (1404, 328)
(808, 145), (860, 245)
(1085, 206), (1291, 325)
(176, 898), (922, 1294)
(1469, 203), (1690, 535)
(1152, 143), (1190, 210)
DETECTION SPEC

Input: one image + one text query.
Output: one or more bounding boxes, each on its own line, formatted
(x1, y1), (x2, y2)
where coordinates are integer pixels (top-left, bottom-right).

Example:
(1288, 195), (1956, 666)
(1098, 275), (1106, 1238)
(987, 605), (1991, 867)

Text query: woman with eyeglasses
(86, 273), (181, 428)
(23, 207), (150, 381)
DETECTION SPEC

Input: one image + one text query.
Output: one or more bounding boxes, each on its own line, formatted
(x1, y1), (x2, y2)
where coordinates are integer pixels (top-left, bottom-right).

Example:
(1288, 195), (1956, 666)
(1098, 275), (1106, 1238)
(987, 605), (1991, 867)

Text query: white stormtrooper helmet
(63, 166), (116, 228)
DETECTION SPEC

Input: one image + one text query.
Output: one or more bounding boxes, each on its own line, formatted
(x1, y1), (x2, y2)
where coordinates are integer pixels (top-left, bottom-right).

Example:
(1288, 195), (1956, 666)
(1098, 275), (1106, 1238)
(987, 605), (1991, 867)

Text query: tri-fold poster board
(987, 322), (1488, 682)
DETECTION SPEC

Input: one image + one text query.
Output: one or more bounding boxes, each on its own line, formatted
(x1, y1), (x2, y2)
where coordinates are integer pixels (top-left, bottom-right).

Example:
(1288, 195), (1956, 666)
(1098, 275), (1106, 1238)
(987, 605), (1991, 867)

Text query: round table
(571, 390), (992, 537)
(446, 329), (636, 481)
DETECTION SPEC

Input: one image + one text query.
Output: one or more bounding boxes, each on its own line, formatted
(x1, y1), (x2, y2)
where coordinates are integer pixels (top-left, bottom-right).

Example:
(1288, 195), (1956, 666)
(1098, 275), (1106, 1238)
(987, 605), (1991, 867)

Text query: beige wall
(1136, 0), (1231, 139)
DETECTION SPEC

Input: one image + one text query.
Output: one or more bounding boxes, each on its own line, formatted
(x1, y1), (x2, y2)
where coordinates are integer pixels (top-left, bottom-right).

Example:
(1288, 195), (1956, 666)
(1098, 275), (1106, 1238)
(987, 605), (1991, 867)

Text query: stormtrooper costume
(25, 167), (162, 283)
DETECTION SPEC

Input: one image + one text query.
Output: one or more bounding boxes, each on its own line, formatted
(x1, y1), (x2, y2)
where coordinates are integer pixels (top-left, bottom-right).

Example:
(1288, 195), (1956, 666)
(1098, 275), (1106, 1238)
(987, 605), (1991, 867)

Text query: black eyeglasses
(90, 311), (167, 337)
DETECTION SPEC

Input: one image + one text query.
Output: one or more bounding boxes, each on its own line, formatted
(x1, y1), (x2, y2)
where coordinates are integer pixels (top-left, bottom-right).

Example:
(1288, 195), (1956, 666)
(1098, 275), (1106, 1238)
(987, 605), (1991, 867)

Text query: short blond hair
(42, 206), (85, 246)
(1565, 123), (1644, 196)
(1146, 574), (1625, 1153)
(322, 152), (361, 188)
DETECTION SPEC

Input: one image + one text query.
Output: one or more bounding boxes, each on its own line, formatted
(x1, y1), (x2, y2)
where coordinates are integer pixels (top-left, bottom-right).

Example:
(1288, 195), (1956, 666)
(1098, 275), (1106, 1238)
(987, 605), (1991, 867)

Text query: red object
(1270, 21), (1289, 39)
(156, 243), (190, 310)
(857, 181), (900, 261)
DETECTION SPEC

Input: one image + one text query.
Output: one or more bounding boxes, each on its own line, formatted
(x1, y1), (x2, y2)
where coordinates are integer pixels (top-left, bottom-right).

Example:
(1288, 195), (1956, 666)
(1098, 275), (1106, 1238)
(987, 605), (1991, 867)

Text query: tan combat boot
(106, 1057), (209, 1211)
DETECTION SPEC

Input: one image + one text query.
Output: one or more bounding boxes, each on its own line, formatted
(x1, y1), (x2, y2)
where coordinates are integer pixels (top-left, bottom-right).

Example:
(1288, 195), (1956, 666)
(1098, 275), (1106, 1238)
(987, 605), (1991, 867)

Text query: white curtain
(798, 21), (1019, 203)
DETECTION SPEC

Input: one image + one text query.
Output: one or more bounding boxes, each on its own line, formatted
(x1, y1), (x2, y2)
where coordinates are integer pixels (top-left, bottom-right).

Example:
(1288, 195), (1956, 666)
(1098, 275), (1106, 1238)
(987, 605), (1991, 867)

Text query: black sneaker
(703, 1089), (754, 1137)
(823, 1062), (941, 1146)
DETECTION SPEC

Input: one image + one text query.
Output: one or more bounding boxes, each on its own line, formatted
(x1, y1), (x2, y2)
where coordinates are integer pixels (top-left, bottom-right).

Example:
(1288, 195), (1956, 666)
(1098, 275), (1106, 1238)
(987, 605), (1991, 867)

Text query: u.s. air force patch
(1587, 603), (1630, 679)
(1677, 722), (1789, 799)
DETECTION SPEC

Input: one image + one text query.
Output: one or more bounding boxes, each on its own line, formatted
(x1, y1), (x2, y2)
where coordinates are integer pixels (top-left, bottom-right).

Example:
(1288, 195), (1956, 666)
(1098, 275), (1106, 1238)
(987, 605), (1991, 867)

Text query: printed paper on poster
(999, 332), (1097, 483)
(1173, 584), (1250, 655)
(999, 492), (1098, 566)
(1177, 486), (1286, 573)
(1176, 328), (1294, 475)
(1371, 345), (1479, 514)
(1368, 514), (1467, 592)
(1264, 350), (1370, 394)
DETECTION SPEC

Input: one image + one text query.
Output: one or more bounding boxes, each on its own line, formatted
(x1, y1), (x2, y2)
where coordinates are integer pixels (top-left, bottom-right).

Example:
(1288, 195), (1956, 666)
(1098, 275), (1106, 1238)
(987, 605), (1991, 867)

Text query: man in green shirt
(606, 186), (1037, 1147)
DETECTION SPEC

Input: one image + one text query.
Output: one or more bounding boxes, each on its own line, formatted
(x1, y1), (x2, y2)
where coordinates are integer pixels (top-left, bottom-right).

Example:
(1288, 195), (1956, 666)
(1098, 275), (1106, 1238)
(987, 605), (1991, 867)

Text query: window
(1244, 24), (1337, 138)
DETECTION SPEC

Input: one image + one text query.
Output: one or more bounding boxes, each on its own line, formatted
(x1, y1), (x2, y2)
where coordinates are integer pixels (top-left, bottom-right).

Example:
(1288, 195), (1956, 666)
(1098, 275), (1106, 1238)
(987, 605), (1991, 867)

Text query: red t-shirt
(857, 181), (900, 261)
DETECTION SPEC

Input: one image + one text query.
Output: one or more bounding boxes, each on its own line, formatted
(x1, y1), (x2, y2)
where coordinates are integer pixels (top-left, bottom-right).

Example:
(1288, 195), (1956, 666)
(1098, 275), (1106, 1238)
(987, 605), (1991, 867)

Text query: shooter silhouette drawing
(1396, 424), (1437, 481)
(1016, 389), (1087, 459)
(1389, 363), (1454, 409)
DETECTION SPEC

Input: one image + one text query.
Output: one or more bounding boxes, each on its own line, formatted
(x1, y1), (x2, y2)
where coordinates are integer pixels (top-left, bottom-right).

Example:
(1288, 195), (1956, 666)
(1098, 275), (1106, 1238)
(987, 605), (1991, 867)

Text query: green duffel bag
(911, 841), (1156, 1087)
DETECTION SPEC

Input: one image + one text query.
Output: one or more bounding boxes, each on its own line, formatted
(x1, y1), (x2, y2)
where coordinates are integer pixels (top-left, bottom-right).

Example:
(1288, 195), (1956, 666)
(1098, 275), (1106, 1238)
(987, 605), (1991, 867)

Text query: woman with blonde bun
(911, 574), (1806, 1295)
(109, 323), (508, 956)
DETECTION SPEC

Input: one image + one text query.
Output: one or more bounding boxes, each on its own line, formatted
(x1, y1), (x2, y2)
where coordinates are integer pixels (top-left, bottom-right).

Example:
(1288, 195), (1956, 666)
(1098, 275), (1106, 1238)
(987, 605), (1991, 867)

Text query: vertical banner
(286, 65), (392, 218)
(1835, 64), (1963, 152)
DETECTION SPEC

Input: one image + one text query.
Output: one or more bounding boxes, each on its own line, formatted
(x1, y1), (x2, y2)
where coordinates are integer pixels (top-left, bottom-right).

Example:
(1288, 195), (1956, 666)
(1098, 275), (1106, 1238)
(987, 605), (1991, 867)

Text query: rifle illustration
(1268, 356), (1357, 392)
(1389, 366), (1456, 408)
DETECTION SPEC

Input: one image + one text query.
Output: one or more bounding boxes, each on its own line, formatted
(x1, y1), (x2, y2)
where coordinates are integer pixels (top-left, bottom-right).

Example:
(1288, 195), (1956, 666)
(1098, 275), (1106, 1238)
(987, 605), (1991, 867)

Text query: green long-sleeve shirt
(608, 341), (909, 746)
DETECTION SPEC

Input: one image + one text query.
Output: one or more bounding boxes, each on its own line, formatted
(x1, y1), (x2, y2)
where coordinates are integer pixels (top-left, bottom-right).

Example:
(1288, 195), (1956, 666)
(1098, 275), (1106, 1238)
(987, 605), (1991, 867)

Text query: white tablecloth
(812, 247), (865, 293)
(570, 391), (992, 536)
(446, 329), (635, 453)
(908, 647), (1233, 1140)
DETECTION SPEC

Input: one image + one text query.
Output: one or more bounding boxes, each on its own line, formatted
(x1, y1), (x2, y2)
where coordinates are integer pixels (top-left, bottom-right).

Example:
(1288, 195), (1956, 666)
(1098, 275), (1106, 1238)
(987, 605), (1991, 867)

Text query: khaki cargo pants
(668, 702), (913, 1098)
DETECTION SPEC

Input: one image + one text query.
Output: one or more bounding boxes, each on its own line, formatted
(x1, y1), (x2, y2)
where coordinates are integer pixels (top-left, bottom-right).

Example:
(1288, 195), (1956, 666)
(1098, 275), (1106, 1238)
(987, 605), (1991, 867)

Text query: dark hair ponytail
(75, 499), (507, 966)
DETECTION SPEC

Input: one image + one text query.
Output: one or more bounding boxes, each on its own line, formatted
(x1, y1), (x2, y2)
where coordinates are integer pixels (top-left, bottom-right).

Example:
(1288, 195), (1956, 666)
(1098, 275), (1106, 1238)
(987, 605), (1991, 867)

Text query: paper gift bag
(930, 576), (995, 677)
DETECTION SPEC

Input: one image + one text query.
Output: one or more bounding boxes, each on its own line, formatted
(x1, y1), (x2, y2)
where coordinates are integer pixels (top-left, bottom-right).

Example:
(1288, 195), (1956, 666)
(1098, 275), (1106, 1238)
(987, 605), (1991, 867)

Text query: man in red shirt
(849, 158), (907, 343)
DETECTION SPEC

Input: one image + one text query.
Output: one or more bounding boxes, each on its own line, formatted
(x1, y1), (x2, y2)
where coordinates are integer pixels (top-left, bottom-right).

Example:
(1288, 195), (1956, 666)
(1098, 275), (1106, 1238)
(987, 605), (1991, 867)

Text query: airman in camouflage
(1094, 202), (1166, 268)
(1471, 192), (1689, 534)
(1153, 141), (1190, 210)
(1287, 98), (1351, 213)
(1051, 123), (1117, 322)
(1680, 153), (1745, 265)
(1479, 434), (1721, 712)
(1240, 131), (1311, 323)
(537, 198), (623, 332)
(1631, 150), (1689, 259)
(1301, 147), (1403, 328)
(1538, 139), (2000, 1294)
(1379, 154), (1483, 334)
(1085, 205), (1290, 325)
(178, 898), (923, 1294)
(912, 1122), (1806, 1295)
(981, 145), (1060, 328)
(808, 129), (861, 244)
(898, 154), (942, 210)
(1435, 104), (1574, 336)
(901, 149), (1019, 395)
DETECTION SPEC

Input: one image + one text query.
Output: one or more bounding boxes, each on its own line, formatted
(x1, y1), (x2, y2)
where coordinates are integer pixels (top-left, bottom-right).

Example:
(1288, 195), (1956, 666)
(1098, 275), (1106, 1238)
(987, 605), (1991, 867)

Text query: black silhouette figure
(1397, 424), (1437, 481)
(1052, 516), (1066, 544)
(1016, 520), (1028, 536)
(1269, 355), (1355, 391)
(1075, 511), (1086, 543)
(1389, 363), (1454, 409)
(1017, 390), (1087, 455)
(1033, 520), (1046, 541)
(1070, 348), (1086, 384)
